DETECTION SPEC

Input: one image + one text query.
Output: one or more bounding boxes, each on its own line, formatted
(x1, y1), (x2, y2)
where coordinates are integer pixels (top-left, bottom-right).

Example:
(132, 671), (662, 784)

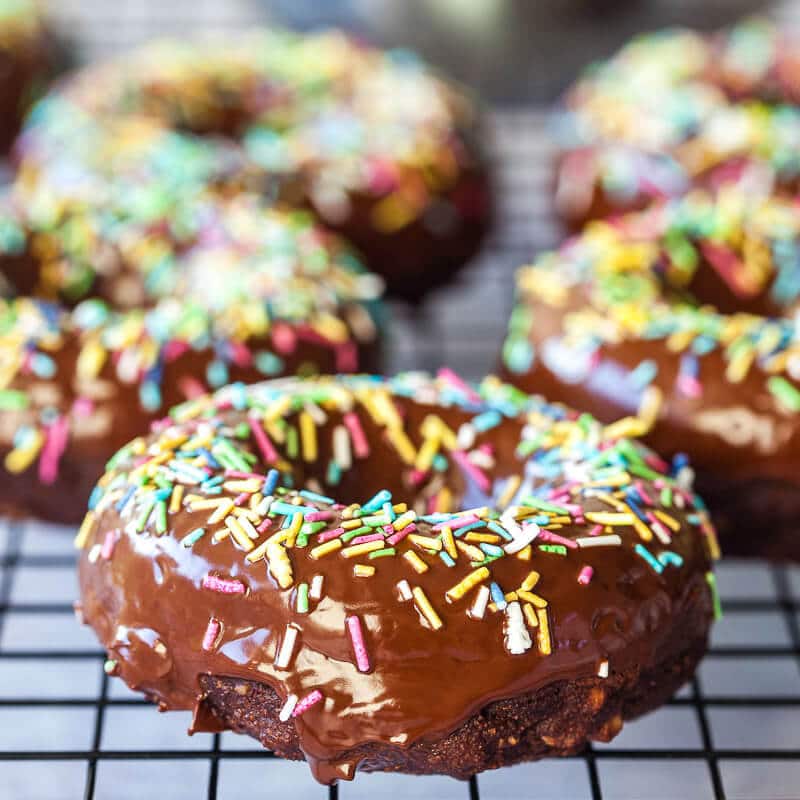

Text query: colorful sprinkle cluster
(504, 188), (800, 414)
(558, 18), (800, 206)
(13, 26), (475, 279)
(77, 372), (720, 714)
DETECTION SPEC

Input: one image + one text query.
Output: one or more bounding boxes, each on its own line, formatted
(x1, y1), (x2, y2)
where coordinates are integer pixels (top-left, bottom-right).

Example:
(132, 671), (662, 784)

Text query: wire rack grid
(1, 110), (800, 800)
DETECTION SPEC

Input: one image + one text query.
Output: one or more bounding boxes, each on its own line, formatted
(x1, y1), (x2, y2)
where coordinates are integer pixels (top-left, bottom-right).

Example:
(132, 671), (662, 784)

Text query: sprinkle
(634, 543), (664, 573)
(74, 512), (95, 549)
(403, 550), (429, 574)
(225, 516), (254, 552)
(412, 586), (443, 630)
(521, 571), (540, 591)
(181, 528), (206, 547)
(368, 547), (396, 559)
(274, 624), (299, 669)
(279, 694), (298, 722)
(346, 615), (371, 672)
(445, 567), (490, 602)
(296, 583), (309, 613)
(344, 412), (369, 458)
(299, 411), (318, 462)
(309, 574), (324, 600)
(202, 574), (246, 595)
(597, 660), (609, 679)
(333, 425), (352, 469)
(101, 530), (119, 560)
(310, 539), (342, 559)
(576, 534), (622, 547)
(577, 566), (594, 585)
(292, 689), (323, 717)
(503, 601), (532, 654)
(706, 571), (723, 620)
(202, 618), (222, 651)
(489, 581), (507, 610)
(536, 608), (552, 655)
(353, 564), (375, 577)
(266, 540), (294, 588)
(468, 585), (490, 619)
(341, 540), (385, 558)
(396, 579), (413, 601)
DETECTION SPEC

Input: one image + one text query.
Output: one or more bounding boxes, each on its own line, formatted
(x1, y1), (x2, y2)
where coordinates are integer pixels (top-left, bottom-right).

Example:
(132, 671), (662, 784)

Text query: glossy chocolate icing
(76, 374), (717, 782)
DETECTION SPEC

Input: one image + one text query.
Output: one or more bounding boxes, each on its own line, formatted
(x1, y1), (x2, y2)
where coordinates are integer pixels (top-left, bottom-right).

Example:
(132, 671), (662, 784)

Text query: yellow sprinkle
(445, 567), (490, 602)
(518, 590), (547, 608)
(409, 534), (442, 551)
(584, 512), (635, 526)
(624, 506), (653, 542)
(412, 586), (443, 630)
(414, 433), (440, 473)
(310, 539), (343, 559)
(435, 487), (453, 513)
(223, 479), (263, 494)
(342, 518), (365, 530)
(603, 416), (647, 440)
(286, 512), (304, 547)
(637, 385), (664, 432)
(299, 411), (317, 462)
(464, 532), (502, 544)
(246, 537), (272, 563)
(208, 499), (235, 524)
(516, 545), (532, 561)
(521, 571), (540, 591)
(523, 603), (538, 628)
(341, 540), (384, 559)
(536, 608), (551, 655)
(455, 540), (485, 562)
(497, 475), (521, 509)
(353, 564), (375, 578)
(225, 516), (254, 552)
(386, 428), (416, 465)
(169, 485), (184, 514)
(403, 550), (429, 574)
(74, 512), (95, 550)
(76, 338), (107, 380)
(393, 511), (417, 530)
(266, 540), (293, 589)
(4, 434), (44, 474)
(654, 509), (681, 532)
(441, 526), (457, 560)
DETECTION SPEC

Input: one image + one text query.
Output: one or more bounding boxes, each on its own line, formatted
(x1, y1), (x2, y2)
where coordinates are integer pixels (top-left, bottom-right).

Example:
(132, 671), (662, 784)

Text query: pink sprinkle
(344, 412), (369, 458)
(317, 527), (345, 544)
(38, 416), (69, 485)
(225, 470), (264, 480)
(335, 342), (357, 373)
(162, 340), (189, 362)
(249, 417), (279, 464)
(635, 481), (655, 507)
(202, 617), (221, 651)
(644, 452), (669, 472)
(292, 689), (324, 717)
(272, 323), (297, 355)
(305, 511), (334, 523)
(433, 514), (478, 531)
(451, 450), (491, 493)
(349, 532), (384, 546)
(578, 566), (594, 585)
(178, 376), (207, 400)
(202, 574), (246, 595)
(233, 493), (249, 507)
(408, 469), (427, 486)
(589, 524), (604, 537)
(257, 518), (273, 534)
(101, 529), (119, 560)
(228, 341), (253, 367)
(387, 523), (415, 546)
(72, 397), (94, 417)
(437, 367), (482, 403)
(346, 615), (371, 673)
(538, 530), (578, 550)
(677, 374), (702, 398)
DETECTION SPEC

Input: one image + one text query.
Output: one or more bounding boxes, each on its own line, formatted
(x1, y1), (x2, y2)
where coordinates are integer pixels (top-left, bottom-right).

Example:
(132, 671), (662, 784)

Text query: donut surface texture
(0, 202), (382, 523)
(501, 188), (800, 560)
(0, 0), (52, 153)
(554, 19), (800, 227)
(76, 373), (719, 783)
(13, 30), (492, 299)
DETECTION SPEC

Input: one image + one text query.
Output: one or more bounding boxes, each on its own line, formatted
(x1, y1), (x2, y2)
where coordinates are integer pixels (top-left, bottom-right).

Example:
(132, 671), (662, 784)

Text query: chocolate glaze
(76, 375), (716, 782)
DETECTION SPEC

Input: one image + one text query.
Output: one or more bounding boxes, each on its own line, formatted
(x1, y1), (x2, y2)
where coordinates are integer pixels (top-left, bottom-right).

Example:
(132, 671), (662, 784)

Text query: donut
(553, 18), (800, 228)
(0, 0), (52, 153)
(500, 187), (800, 560)
(0, 199), (382, 524)
(75, 372), (719, 783)
(12, 30), (492, 300)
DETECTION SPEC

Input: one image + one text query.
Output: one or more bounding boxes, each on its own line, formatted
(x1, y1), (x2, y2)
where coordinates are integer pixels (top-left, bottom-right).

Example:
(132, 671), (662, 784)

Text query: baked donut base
(182, 598), (710, 781)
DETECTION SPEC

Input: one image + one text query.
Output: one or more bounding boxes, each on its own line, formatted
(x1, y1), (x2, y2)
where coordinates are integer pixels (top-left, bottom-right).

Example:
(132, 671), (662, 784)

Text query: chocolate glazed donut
(75, 373), (719, 783)
(500, 189), (800, 560)
(553, 19), (800, 229)
(12, 29), (492, 301)
(0, 201), (383, 524)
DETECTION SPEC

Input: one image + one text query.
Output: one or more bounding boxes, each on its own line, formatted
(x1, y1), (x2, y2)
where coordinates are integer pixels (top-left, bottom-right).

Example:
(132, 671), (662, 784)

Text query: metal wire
(1, 111), (799, 800)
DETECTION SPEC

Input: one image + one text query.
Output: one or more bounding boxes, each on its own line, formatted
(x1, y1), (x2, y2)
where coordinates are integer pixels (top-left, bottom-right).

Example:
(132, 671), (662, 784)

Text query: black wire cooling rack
(1, 110), (800, 800)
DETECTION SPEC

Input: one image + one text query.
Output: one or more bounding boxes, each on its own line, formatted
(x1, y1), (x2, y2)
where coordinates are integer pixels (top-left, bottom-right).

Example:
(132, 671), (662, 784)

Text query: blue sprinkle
(490, 581), (507, 610)
(635, 543), (664, 574)
(439, 551), (456, 568)
(263, 469), (280, 496)
(362, 489), (392, 512)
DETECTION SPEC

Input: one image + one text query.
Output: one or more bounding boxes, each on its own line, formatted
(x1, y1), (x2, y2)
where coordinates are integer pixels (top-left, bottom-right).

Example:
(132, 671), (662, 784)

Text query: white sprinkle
(87, 543), (103, 564)
(503, 521), (539, 554)
(238, 515), (260, 541)
(468, 585), (490, 620)
(396, 579), (412, 601)
(598, 660), (609, 679)
(274, 624), (299, 670)
(256, 495), (274, 516)
(576, 534), (623, 548)
(456, 423), (476, 450)
(503, 601), (532, 655)
(333, 425), (352, 470)
(279, 694), (298, 721)
(304, 401), (327, 425)
(309, 574), (325, 601)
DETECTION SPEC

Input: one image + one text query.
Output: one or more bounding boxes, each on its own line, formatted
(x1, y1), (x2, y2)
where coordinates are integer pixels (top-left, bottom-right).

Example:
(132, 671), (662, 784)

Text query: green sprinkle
(181, 528), (206, 547)
(0, 389), (29, 411)
(767, 376), (800, 412)
(296, 582), (309, 614)
(340, 526), (372, 543)
(368, 547), (396, 559)
(706, 571), (723, 621)
(155, 500), (168, 534)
